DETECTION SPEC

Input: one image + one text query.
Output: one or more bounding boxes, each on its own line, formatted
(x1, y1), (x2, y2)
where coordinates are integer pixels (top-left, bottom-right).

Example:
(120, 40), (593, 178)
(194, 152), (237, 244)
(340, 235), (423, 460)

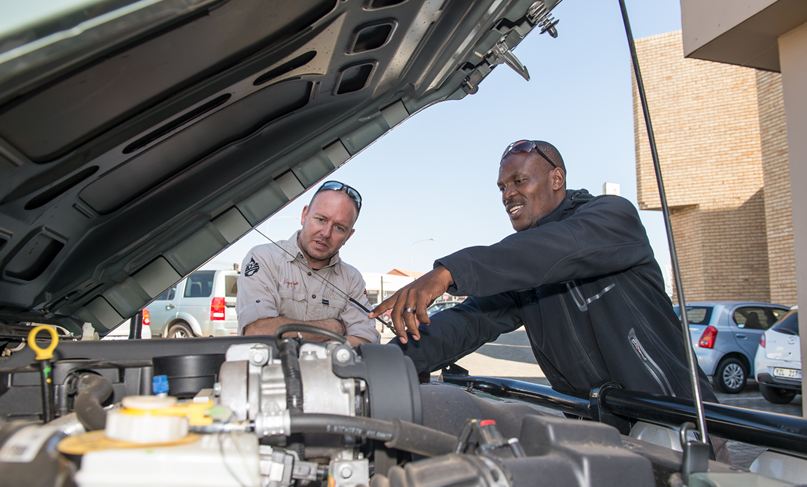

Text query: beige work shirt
(236, 232), (379, 343)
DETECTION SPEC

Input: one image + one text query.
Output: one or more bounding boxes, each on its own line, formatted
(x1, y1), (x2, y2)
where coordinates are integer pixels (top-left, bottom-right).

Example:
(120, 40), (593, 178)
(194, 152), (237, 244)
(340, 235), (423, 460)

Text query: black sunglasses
(315, 180), (362, 212)
(501, 140), (561, 170)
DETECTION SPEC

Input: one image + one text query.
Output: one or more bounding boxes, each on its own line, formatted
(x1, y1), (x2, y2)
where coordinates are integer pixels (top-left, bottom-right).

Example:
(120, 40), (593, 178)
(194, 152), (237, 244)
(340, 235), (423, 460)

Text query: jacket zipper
(627, 327), (675, 397)
(558, 295), (601, 379)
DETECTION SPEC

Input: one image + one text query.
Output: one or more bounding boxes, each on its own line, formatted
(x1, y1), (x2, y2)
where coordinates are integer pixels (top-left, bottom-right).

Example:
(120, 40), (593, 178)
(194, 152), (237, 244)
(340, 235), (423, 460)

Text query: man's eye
(335, 226), (346, 233)
(315, 216), (325, 223)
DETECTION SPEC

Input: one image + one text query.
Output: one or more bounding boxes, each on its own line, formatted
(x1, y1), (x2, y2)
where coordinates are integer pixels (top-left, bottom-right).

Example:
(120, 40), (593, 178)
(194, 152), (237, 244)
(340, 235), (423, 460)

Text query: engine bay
(4, 329), (802, 487)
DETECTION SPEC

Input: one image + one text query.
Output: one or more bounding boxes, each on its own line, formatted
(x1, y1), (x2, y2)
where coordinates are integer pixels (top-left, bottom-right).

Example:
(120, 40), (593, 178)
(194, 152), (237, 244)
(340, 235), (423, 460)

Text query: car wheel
(759, 384), (797, 404)
(167, 321), (194, 339)
(714, 357), (747, 393)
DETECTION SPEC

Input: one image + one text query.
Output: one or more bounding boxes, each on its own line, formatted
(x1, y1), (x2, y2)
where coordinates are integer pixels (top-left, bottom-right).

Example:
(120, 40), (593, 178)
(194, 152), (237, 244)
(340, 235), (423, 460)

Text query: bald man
(238, 181), (379, 346)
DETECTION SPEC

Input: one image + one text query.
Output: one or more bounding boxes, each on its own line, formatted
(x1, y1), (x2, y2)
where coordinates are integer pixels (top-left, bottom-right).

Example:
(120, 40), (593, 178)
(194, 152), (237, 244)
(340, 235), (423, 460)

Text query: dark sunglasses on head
(316, 180), (362, 212)
(501, 140), (561, 170)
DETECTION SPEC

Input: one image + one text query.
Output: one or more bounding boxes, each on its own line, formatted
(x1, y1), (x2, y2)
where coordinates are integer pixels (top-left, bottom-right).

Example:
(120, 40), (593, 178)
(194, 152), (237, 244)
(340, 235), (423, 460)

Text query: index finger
(369, 291), (400, 318)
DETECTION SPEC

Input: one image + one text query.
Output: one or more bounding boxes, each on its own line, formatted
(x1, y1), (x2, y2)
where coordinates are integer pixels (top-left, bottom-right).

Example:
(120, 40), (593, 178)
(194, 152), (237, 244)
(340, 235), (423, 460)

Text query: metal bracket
(679, 422), (710, 481)
(488, 37), (530, 81)
(589, 382), (631, 434)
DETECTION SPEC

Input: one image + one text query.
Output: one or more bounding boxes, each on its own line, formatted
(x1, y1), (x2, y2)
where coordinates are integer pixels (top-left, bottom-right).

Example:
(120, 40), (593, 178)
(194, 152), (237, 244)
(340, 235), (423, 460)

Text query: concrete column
(778, 22), (807, 414)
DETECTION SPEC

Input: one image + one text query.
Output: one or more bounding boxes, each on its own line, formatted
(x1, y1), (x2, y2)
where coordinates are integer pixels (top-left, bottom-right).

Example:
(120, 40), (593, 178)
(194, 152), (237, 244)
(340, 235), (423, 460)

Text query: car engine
(0, 334), (680, 487)
(0, 330), (800, 487)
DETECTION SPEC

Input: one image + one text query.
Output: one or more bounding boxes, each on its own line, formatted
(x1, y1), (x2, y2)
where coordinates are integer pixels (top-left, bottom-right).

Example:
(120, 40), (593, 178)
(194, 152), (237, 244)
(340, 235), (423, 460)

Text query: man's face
(298, 190), (358, 267)
(497, 152), (564, 231)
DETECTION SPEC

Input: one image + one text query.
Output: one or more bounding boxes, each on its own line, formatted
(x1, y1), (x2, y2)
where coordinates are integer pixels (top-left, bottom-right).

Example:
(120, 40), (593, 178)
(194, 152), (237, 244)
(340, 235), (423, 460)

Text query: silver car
(147, 269), (238, 338)
(754, 307), (801, 404)
(677, 301), (789, 393)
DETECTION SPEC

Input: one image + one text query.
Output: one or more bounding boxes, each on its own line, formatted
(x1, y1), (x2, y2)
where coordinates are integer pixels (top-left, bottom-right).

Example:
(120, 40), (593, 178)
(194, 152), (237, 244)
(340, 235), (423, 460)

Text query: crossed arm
(243, 316), (370, 347)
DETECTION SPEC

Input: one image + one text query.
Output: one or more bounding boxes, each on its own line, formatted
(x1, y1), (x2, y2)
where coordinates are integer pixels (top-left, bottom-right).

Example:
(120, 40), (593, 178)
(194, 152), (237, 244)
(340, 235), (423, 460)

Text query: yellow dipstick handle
(28, 325), (59, 361)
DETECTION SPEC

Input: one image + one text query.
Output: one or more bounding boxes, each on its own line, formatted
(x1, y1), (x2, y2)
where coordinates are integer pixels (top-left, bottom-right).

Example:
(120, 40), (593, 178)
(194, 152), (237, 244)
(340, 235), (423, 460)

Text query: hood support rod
(617, 0), (708, 447)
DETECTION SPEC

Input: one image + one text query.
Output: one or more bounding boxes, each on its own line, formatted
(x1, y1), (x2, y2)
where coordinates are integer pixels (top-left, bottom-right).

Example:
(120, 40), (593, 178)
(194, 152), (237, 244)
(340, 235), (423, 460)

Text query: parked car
(754, 307), (801, 404)
(675, 301), (789, 393)
(427, 300), (463, 317)
(146, 269), (238, 338)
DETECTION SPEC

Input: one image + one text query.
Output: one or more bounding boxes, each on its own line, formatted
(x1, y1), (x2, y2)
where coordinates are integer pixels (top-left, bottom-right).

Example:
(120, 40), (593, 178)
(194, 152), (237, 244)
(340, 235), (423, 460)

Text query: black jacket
(395, 189), (716, 400)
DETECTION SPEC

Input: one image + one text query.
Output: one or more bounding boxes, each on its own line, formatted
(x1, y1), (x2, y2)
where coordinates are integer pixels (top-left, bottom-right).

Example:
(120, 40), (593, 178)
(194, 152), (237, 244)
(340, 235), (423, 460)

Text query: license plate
(773, 367), (802, 379)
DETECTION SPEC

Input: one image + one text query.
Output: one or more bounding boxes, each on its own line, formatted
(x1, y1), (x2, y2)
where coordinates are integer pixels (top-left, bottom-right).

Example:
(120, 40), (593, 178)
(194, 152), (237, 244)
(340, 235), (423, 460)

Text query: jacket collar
(533, 189), (593, 227)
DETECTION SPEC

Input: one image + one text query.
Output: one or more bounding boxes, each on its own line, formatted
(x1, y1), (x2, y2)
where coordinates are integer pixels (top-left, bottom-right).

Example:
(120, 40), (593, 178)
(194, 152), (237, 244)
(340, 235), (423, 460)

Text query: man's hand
(369, 266), (453, 344)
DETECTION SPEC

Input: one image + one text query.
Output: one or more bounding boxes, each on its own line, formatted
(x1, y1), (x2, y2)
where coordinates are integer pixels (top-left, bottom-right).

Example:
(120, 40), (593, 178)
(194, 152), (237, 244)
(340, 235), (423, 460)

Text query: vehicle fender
(167, 312), (202, 337)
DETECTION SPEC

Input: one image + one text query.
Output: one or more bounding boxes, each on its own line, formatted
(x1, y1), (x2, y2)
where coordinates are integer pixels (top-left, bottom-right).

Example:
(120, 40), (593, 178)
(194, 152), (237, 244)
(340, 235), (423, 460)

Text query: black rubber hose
(73, 373), (113, 431)
(279, 339), (305, 459)
(288, 413), (457, 457)
(275, 323), (347, 343)
(279, 339), (304, 413)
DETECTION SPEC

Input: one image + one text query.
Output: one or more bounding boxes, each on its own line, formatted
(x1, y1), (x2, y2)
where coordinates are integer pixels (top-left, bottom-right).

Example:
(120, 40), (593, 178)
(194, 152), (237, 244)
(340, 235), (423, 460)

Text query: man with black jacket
(370, 140), (716, 401)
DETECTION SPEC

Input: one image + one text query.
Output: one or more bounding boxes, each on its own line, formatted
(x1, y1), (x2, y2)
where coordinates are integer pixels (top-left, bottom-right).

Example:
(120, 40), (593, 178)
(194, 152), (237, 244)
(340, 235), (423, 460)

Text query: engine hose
(278, 339), (305, 458)
(279, 339), (304, 413)
(73, 373), (113, 431)
(288, 413), (457, 457)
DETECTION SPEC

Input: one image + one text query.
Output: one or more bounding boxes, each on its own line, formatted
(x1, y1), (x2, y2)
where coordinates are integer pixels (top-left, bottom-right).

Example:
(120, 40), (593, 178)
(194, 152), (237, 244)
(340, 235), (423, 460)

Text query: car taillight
(698, 325), (718, 349)
(759, 334), (766, 348)
(210, 297), (226, 321)
(142, 309), (151, 327)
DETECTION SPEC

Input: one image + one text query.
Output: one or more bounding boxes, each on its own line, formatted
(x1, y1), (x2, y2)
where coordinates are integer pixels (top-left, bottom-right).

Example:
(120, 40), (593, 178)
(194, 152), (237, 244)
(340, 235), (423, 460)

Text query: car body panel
(755, 308), (802, 392)
(0, 0), (559, 335)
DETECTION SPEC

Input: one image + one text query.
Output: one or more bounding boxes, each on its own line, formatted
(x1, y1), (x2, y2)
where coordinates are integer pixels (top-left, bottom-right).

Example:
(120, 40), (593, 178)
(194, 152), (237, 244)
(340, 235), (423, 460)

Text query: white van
(146, 269), (239, 338)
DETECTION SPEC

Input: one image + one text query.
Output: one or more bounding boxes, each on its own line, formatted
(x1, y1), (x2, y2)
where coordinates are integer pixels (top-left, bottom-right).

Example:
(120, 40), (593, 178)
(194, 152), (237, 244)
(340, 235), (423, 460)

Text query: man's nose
(502, 184), (516, 201)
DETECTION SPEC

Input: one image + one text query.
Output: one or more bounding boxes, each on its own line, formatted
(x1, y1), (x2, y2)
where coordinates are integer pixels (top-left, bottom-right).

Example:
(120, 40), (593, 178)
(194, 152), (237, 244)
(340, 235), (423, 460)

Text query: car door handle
(736, 334), (747, 339)
(166, 304), (175, 310)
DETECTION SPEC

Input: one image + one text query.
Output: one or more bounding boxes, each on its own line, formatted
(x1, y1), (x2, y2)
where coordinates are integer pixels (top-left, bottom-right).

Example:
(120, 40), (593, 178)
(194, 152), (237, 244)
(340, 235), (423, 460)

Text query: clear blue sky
(211, 0), (682, 288)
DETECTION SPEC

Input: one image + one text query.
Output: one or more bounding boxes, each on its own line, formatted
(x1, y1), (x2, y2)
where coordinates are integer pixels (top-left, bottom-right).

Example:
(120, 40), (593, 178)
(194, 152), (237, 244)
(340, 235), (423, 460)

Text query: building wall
(756, 70), (796, 304)
(634, 31), (795, 304)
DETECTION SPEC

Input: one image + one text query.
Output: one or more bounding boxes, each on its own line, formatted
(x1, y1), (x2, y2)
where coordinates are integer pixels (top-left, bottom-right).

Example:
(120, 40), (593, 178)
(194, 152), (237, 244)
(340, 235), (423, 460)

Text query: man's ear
(552, 168), (565, 190)
(301, 205), (309, 226)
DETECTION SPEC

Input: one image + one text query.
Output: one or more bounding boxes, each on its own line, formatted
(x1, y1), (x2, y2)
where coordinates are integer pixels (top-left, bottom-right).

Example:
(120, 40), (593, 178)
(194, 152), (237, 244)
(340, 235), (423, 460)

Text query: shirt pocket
(277, 286), (308, 321)
(306, 290), (347, 321)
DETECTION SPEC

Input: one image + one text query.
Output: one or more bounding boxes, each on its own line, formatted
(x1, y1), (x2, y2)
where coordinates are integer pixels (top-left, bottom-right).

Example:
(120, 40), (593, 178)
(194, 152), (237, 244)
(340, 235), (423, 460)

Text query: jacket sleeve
(390, 293), (522, 374)
(436, 196), (655, 297)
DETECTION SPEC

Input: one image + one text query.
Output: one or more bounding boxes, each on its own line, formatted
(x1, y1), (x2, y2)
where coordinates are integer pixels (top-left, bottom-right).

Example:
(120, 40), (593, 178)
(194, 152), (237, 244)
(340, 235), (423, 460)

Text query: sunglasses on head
(315, 180), (362, 212)
(501, 140), (561, 170)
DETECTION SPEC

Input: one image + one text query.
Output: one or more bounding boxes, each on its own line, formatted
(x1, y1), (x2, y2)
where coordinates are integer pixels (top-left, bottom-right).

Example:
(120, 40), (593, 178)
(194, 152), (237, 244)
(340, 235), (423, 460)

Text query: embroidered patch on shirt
(244, 257), (259, 276)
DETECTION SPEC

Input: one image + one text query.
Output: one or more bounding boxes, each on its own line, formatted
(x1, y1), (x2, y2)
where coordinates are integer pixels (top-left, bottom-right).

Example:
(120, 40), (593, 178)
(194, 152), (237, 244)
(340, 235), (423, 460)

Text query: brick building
(634, 31), (796, 304)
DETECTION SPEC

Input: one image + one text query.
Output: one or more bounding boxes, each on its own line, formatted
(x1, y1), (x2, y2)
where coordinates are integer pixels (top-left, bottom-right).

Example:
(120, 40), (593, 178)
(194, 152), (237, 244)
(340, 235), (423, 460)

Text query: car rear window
(225, 275), (237, 297)
(675, 306), (712, 325)
(772, 310), (799, 336)
(184, 271), (214, 298)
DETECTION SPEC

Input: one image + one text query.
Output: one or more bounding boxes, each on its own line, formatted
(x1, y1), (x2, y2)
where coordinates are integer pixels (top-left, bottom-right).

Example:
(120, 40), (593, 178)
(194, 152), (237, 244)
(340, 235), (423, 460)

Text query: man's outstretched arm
(390, 293), (522, 373)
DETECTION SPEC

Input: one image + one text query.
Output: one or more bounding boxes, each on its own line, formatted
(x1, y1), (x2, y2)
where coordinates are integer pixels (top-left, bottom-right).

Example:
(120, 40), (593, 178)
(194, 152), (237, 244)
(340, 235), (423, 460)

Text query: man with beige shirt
(237, 181), (379, 346)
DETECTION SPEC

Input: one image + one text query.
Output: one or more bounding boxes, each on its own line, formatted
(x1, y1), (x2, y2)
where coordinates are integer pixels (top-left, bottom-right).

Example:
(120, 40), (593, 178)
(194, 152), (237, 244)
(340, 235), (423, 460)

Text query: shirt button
(312, 294), (316, 299)
(307, 272), (312, 276)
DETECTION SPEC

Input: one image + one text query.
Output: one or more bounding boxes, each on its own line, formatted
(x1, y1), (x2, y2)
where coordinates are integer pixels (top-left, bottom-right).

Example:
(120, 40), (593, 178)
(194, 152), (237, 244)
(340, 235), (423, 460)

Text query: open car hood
(0, 0), (560, 334)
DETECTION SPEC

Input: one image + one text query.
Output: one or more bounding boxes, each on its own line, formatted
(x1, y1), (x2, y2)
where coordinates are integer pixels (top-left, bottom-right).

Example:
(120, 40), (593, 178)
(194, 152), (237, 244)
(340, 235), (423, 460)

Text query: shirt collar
(285, 231), (342, 270)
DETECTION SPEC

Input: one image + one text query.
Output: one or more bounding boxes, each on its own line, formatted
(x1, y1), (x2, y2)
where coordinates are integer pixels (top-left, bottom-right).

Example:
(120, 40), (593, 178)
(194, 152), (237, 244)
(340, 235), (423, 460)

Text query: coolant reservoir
(105, 395), (210, 443)
(75, 433), (260, 487)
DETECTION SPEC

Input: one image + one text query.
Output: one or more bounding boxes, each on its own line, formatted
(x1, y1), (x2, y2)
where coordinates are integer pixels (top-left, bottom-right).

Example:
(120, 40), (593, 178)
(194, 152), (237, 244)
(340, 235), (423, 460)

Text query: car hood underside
(0, 0), (559, 333)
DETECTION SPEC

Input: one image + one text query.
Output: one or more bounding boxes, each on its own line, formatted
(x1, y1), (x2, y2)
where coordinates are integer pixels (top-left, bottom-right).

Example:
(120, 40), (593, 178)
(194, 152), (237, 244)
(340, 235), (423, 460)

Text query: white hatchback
(754, 307), (801, 404)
